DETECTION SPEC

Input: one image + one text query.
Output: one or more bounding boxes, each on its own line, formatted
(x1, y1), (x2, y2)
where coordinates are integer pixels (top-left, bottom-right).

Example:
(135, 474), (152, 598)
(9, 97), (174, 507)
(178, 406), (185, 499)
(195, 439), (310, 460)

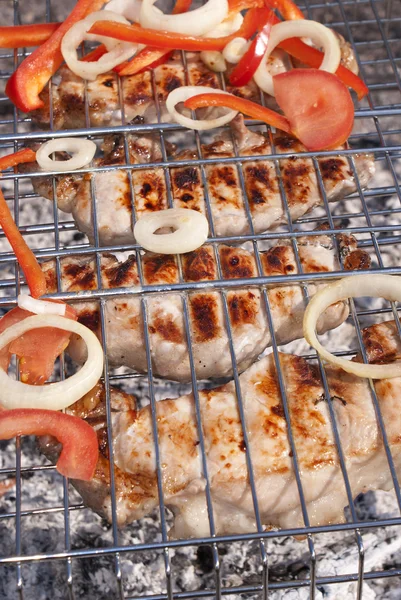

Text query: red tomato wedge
(0, 409), (98, 480)
(273, 69), (354, 151)
(0, 304), (77, 385)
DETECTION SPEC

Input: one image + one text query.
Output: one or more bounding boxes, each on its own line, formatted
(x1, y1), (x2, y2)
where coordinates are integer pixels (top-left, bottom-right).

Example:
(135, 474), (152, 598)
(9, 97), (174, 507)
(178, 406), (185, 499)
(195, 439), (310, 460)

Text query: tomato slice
(0, 409), (98, 480)
(273, 69), (354, 151)
(0, 304), (77, 385)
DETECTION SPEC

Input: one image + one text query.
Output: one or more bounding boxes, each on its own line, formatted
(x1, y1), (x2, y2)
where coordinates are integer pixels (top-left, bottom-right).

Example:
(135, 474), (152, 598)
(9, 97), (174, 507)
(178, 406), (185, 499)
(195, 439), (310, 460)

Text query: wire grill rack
(0, 0), (400, 598)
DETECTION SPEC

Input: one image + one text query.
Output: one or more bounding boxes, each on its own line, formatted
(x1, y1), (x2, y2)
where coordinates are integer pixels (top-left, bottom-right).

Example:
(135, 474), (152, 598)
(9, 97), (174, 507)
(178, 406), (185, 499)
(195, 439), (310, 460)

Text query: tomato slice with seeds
(274, 69), (354, 152)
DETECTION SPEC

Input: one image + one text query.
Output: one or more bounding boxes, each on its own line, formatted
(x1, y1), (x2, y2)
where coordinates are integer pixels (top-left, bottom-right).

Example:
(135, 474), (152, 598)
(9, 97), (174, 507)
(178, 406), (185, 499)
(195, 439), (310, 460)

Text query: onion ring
(36, 138), (96, 172)
(134, 208), (209, 254)
(139, 0), (228, 36)
(17, 295), (66, 316)
(206, 12), (243, 37)
(166, 86), (237, 131)
(303, 274), (401, 379)
(106, 0), (142, 22)
(61, 10), (137, 81)
(223, 37), (249, 64)
(254, 20), (341, 96)
(0, 314), (104, 410)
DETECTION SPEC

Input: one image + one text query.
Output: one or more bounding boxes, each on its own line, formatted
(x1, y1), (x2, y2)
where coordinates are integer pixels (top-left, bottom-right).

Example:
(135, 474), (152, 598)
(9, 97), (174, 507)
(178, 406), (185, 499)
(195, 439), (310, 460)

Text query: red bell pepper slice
(0, 23), (60, 49)
(89, 6), (271, 52)
(229, 11), (276, 87)
(0, 187), (47, 298)
(0, 149), (46, 298)
(81, 43), (108, 62)
(0, 150), (47, 298)
(184, 92), (291, 132)
(0, 148), (36, 171)
(115, 46), (173, 76)
(6, 0), (105, 113)
(171, 0), (193, 14)
(228, 0), (264, 14)
(264, 0), (305, 20)
(0, 304), (77, 385)
(0, 409), (98, 480)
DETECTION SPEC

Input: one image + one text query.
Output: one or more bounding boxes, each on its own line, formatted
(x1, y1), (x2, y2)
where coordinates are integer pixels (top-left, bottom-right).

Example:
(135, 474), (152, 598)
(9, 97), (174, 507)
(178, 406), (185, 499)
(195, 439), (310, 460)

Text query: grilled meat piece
(41, 321), (401, 534)
(41, 232), (367, 381)
(26, 117), (375, 244)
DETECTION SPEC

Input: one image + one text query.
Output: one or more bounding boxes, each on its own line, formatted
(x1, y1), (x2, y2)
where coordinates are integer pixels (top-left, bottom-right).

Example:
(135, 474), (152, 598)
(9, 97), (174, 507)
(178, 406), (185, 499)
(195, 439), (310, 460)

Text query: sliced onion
(200, 51), (227, 73)
(18, 295), (66, 316)
(254, 20), (341, 96)
(206, 12), (243, 38)
(106, 0), (142, 22)
(61, 10), (137, 80)
(134, 208), (208, 254)
(36, 138), (96, 172)
(139, 0), (228, 36)
(166, 86), (237, 131)
(223, 37), (249, 64)
(303, 274), (401, 379)
(0, 314), (104, 410)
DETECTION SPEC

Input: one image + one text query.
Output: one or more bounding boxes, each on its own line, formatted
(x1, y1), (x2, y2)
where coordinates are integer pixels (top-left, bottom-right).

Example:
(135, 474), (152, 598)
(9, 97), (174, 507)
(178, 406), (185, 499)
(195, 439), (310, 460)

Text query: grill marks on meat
(27, 51), (374, 245)
(47, 329), (401, 534)
(33, 67), (154, 129)
(41, 232), (365, 381)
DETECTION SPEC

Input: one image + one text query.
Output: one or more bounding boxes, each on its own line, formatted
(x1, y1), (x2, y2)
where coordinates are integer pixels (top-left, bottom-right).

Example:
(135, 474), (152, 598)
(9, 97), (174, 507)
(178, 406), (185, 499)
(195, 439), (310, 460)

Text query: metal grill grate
(0, 0), (400, 598)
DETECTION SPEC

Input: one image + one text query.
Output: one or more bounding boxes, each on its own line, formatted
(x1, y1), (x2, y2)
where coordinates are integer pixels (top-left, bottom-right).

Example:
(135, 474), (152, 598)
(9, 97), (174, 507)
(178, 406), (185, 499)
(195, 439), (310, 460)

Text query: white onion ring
(303, 274), (401, 379)
(18, 295), (66, 317)
(61, 10), (137, 81)
(0, 315), (104, 410)
(106, 0), (142, 22)
(200, 51), (226, 73)
(254, 20), (341, 97)
(134, 208), (208, 254)
(206, 12), (243, 38)
(139, 0), (228, 36)
(36, 138), (96, 172)
(166, 86), (237, 131)
(223, 37), (249, 64)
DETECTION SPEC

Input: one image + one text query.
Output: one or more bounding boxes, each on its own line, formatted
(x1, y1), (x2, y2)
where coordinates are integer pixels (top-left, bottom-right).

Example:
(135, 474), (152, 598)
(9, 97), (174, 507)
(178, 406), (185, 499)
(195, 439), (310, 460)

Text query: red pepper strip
(5, 0), (105, 113)
(228, 0), (264, 14)
(0, 149), (46, 298)
(0, 148), (36, 171)
(172, 0), (193, 13)
(90, 7), (272, 52)
(264, 0), (304, 20)
(0, 23), (60, 49)
(0, 409), (98, 480)
(0, 188), (46, 298)
(116, 0), (192, 76)
(115, 46), (172, 76)
(185, 93), (291, 132)
(81, 44), (108, 62)
(279, 37), (369, 99)
(229, 11), (276, 87)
